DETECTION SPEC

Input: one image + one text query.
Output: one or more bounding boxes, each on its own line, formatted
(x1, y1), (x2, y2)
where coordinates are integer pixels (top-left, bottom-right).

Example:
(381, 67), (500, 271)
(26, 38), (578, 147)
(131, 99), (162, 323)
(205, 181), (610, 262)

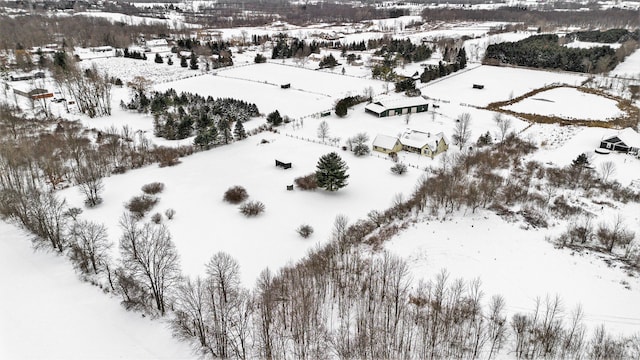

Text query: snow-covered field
(0, 221), (195, 360)
(386, 210), (640, 335)
(60, 134), (423, 285)
(504, 87), (624, 121)
(216, 62), (383, 98)
(610, 48), (640, 79)
(420, 65), (588, 107)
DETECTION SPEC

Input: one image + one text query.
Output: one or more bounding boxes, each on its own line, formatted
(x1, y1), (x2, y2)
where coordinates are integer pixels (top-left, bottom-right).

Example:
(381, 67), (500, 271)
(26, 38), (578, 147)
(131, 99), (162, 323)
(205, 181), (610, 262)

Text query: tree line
(484, 34), (627, 73)
(123, 88), (259, 143)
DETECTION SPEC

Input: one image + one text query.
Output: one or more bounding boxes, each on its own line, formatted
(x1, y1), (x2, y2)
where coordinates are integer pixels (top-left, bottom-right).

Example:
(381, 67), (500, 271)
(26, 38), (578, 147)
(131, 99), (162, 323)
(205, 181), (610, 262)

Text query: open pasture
(504, 86), (623, 121)
(61, 133), (423, 285)
(421, 65), (588, 107)
(155, 74), (335, 118)
(216, 62), (384, 98)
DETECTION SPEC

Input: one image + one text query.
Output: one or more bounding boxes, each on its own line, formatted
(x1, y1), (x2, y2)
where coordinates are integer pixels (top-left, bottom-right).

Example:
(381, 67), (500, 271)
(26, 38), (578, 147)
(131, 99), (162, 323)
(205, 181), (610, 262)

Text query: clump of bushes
(151, 212), (162, 224)
(240, 201), (265, 217)
(224, 186), (249, 204)
(295, 173), (318, 190)
(390, 163), (408, 175)
(296, 224), (314, 238)
(142, 182), (165, 195)
(126, 195), (159, 218)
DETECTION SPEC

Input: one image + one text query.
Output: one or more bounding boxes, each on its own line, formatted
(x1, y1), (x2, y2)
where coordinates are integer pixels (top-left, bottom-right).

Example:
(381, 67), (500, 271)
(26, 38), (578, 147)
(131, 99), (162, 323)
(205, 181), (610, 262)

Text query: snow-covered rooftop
(372, 134), (400, 150)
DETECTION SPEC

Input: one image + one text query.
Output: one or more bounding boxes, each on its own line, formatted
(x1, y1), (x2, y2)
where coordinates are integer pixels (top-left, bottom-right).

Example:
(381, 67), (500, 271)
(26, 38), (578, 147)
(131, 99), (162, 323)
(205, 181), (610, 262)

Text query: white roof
(366, 97), (429, 114)
(372, 134), (399, 150)
(146, 39), (168, 47)
(615, 128), (640, 147)
(400, 130), (446, 150)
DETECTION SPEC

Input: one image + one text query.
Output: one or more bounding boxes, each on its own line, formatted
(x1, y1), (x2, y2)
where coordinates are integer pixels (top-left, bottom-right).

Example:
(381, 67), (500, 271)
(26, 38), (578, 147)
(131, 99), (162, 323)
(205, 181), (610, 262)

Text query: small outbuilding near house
(365, 97), (429, 118)
(600, 128), (640, 155)
(372, 134), (402, 154)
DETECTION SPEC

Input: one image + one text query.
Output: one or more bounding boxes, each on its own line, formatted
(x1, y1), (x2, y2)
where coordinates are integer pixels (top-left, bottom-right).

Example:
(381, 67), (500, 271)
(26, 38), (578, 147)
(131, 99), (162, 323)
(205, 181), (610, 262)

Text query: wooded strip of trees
(483, 34), (629, 73)
(123, 88), (259, 142)
(421, 8), (640, 29)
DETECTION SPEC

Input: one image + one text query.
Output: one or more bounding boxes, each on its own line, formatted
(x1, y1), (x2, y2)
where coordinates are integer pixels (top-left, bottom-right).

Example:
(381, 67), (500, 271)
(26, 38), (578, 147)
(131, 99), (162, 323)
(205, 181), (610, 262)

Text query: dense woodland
(484, 34), (637, 73)
(124, 88), (259, 143)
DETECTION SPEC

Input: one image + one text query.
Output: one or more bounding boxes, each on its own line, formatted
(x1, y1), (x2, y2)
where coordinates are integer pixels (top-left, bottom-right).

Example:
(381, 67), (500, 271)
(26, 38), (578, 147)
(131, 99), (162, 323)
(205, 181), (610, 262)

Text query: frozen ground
(504, 87), (623, 121)
(59, 133), (424, 285)
(420, 65), (588, 107)
(0, 221), (195, 360)
(386, 210), (640, 336)
(610, 48), (640, 79)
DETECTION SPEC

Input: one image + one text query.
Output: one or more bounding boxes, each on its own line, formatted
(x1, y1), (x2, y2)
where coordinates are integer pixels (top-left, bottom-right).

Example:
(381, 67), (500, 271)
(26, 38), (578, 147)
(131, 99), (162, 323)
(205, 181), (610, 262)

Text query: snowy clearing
(386, 210), (640, 336)
(0, 221), (195, 360)
(420, 65), (588, 107)
(504, 87), (623, 121)
(60, 134), (423, 285)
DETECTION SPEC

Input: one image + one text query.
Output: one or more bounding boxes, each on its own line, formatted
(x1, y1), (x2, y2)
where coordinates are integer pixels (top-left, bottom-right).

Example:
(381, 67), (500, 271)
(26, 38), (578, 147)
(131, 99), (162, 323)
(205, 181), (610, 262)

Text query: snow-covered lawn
(0, 221), (195, 360)
(421, 65), (588, 107)
(386, 210), (640, 335)
(60, 134), (423, 285)
(216, 62), (383, 98)
(155, 74), (336, 118)
(565, 41), (622, 49)
(504, 87), (623, 121)
(610, 48), (640, 79)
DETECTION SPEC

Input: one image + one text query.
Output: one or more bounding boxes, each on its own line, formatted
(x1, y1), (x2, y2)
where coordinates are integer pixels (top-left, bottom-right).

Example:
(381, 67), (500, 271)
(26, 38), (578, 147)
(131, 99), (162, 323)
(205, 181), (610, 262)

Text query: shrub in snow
(151, 212), (162, 224)
(142, 182), (165, 195)
(294, 173), (318, 190)
(390, 163), (408, 175)
(165, 208), (176, 220)
(296, 224), (314, 238)
(240, 201), (265, 217)
(224, 186), (249, 204)
(155, 147), (181, 167)
(126, 195), (158, 219)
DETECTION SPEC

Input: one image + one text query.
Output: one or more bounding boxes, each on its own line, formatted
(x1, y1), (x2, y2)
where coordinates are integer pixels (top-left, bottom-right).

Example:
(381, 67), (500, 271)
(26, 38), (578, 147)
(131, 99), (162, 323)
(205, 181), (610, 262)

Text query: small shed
(280, 83), (291, 89)
(473, 84), (484, 89)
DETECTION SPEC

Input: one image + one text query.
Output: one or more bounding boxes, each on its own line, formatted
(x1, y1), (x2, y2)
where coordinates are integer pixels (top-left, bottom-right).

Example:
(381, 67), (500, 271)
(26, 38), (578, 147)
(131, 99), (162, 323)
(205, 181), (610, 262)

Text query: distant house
(365, 98), (429, 118)
(399, 130), (449, 158)
(144, 39), (170, 53)
(600, 128), (640, 154)
(13, 87), (53, 100)
(372, 134), (402, 154)
(9, 71), (45, 81)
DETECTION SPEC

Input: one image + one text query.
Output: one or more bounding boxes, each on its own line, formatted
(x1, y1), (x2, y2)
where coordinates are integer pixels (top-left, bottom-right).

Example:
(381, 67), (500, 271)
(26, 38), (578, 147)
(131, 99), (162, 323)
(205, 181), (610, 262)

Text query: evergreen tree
(315, 152), (349, 191)
(217, 119), (232, 144)
(154, 53), (164, 64)
(266, 110), (283, 126)
(180, 56), (188, 68)
(167, 57), (173, 65)
(233, 120), (247, 140)
(189, 52), (199, 70)
(572, 153), (589, 168)
(457, 47), (467, 69)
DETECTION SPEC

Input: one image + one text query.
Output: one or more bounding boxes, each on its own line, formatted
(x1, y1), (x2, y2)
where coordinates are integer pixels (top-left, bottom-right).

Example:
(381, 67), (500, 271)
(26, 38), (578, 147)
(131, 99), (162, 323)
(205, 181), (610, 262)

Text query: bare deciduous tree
(453, 113), (472, 150)
(119, 215), (181, 315)
(68, 220), (111, 275)
(317, 120), (330, 142)
(598, 161), (616, 183)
